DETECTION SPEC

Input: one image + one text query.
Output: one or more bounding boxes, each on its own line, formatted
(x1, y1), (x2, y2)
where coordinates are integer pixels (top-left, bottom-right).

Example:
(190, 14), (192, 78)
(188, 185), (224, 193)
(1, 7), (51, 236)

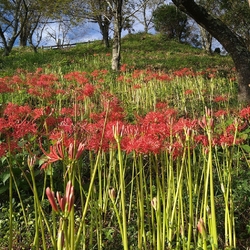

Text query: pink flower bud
(46, 187), (59, 212)
(56, 192), (66, 211)
(197, 218), (206, 238)
(67, 193), (75, 212)
(65, 181), (74, 212)
(68, 143), (74, 160)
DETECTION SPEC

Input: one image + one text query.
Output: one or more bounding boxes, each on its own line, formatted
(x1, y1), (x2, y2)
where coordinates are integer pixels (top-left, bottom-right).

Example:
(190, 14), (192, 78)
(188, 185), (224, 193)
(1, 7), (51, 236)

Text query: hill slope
(0, 33), (233, 77)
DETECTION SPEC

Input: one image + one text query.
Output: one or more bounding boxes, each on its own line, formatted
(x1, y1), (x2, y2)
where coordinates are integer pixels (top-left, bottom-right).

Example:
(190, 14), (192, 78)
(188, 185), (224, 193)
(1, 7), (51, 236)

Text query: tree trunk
(172, 0), (250, 103)
(19, 23), (30, 47)
(0, 28), (18, 56)
(112, 19), (121, 71)
(200, 26), (212, 53)
(98, 19), (110, 48)
(111, 0), (123, 71)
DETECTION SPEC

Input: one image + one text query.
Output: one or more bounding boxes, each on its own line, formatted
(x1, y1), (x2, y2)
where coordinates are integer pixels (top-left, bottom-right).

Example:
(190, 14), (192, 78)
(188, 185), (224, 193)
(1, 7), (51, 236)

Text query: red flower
(214, 109), (228, 117)
(40, 142), (64, 169)
(83, 83), (95, 97)
(172, 118), (197, 135)
(64, 71), (88, 85)
(120, 64), (127, 72)
(239, 106), (250, 119)
(184, 89), (194, 95)
(213, 95), (228, 102)
(195, 135), (209, 147)
(0, 77), (13, 93)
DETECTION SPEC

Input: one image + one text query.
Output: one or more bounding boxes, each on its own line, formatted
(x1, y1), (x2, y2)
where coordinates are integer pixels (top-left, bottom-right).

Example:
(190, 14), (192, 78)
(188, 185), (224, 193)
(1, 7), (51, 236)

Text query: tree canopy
(172, 0), (250, 102)
(152, 4), (190, 41)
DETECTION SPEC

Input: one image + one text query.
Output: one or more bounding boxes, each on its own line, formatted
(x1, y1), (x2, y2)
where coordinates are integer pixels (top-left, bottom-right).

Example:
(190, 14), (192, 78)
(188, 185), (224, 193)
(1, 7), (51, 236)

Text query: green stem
(9, 162), (13, 250)
(117, 139), (129, 250)
(187, 136), (193, 249)
(75, 149), (102, 247)
(207, 130), (218, 249)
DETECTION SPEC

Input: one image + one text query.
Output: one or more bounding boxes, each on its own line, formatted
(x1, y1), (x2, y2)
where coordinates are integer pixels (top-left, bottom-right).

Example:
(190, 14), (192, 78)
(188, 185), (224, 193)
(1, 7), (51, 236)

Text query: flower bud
(197, 218), (207, 238)
(151, 197), (157, 210)
(46, 187), (59, 212)
(56, 192), (66, 211)
(109, 188), (116, 200)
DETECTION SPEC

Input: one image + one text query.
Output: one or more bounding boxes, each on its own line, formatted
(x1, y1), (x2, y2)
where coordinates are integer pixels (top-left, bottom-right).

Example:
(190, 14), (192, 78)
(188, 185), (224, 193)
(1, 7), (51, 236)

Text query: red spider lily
(117, 75), (125, 81)
(214, 109), (228, 117)
(213, 95), (228, 102)
(239, 106), (250, 119)
(198, 114), (214, 130)
(2, 141), (19, 156)
(184, 89), (194, 95)
(142, 110), (177, 124)
(173, 68), (195, 77)
(172, 118), (197, 135)
(195, 135), (209, 147)
(0, 143), (6, 157)
(3, 103), (32, 120)
(25, 72), (59, 99)
(132, 69), (145, 79)
(225, 118), (247, 134)
(0, 77), (13, 93)
(64, 71), (89, 85)
(155, 101), (168, 110)
(58, 118), (74, 134)
(167, 140), (184, 158)
(137, 134), (163, 154)
(120, 64), (127, 72)
(156, 73), (171, 81)
(83, 83), (95, 97)
(40, 142), (64, 169)
(0, 104), (37, 145)
(12, 120), (37, 139)
(133, 84), (141, 89)
(218, 134), (243, 147)
(31, 108), (44, 120)
(91, 69), (100, 78)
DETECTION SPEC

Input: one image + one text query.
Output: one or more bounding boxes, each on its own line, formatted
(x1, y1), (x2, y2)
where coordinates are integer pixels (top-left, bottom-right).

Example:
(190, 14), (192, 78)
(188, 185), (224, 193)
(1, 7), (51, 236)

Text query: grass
(0, 33), (249, 250)
(0, 33), (233, 76)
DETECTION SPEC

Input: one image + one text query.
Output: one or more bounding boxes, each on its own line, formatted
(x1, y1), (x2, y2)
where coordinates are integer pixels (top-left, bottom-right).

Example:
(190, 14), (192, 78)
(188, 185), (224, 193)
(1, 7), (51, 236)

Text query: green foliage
(0, 33), (233, 77)
(152, 4), (190, 41)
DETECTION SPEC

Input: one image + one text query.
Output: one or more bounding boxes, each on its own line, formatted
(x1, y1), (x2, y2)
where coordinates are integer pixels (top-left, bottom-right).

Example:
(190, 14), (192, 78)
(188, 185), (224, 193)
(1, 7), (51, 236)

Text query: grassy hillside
(0, 33), (233, 77)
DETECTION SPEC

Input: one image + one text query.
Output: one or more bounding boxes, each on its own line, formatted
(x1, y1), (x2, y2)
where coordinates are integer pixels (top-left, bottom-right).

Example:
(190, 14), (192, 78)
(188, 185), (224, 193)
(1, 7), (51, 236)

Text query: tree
(218, 1), (250, 50)
(131, 0), (166, 33)
(0, 0), (28, 56)
(172, 0), (250, 103)
(83, 1), (113, 48)
(153, 4), (190, 42)
(0, 0), (81, 55)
